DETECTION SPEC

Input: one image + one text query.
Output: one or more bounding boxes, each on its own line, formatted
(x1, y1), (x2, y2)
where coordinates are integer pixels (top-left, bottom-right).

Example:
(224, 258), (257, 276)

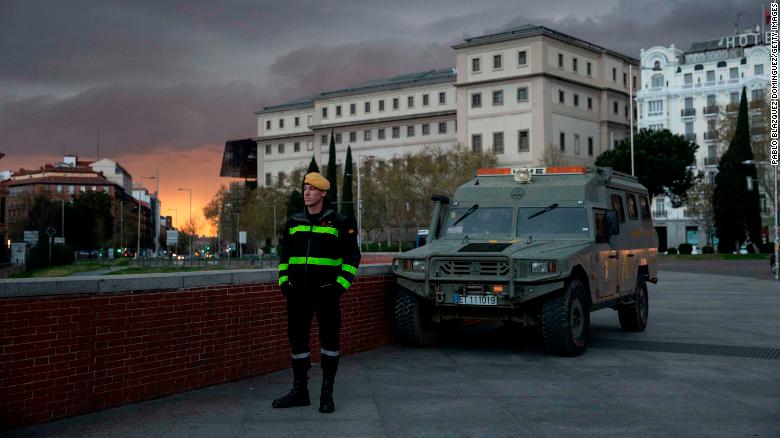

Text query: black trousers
(286, 288), (342, 357)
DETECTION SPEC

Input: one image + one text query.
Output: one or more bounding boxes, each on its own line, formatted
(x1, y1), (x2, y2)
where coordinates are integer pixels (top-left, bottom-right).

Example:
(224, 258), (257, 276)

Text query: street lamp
(140, 170), (159, 256)
(356, 154), (375, 248)
(742, 159), (777, 281)
(132, 183), (145, 259)
(178, 188), (192, 258)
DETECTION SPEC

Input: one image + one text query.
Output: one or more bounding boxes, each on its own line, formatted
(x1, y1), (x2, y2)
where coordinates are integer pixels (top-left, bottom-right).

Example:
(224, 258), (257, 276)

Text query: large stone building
(636, 27), (771, 250)
(246, 25), (639, 187)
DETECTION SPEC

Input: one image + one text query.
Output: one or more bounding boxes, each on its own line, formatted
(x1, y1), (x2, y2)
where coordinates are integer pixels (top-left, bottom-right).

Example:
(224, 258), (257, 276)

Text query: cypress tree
(307, 155), (319, 173)
(287, 189), (303, 216)
(712, 87), (762, 253)
(326, 130), (338, 205)
(341, 146), (356, 227)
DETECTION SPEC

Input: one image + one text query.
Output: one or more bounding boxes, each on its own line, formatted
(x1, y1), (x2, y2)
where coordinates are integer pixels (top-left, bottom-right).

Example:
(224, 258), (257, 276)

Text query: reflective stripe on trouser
(291, 352), (311, 359)
(320, 348), (340, 357)
(285, 287), (342, 357)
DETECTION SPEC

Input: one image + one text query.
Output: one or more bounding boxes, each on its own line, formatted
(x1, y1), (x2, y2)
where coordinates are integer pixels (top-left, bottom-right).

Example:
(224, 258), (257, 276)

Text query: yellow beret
(303, 172), (330, 191)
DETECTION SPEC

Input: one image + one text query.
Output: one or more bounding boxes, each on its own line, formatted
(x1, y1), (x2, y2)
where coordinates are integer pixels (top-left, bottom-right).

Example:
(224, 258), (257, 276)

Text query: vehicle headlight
(412, 260), (426, 272)
(531, 261), (558, 274)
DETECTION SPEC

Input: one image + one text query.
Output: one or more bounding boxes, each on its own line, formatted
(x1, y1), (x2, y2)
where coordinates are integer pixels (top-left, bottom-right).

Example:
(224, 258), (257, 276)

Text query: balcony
(749, 100), (764, 109)
(702, 106), (719, 116)
(653, 210), (667, 218)
(726, 103), (739, 113)
(703, 131), (718, 141)
(684, 133), (697, 142)
(681, 108), (696, 118)
(704, 156), (719, 166)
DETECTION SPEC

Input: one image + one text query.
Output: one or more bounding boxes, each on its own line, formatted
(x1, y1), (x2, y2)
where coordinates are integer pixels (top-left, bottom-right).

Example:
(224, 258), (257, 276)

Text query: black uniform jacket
(278, 207), (361, 293)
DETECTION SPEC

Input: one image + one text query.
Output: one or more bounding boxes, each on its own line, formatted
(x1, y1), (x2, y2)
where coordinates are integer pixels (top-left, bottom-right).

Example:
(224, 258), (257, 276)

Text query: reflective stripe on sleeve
(336, 276), (351, 289)
(341, 264), (357, 275)
(288, 256), (342, 266)
(278, 263), (288, 271)
(312, 226), (338, 237)
(289, 225), (312, 235)
(278, 276), (289, 285)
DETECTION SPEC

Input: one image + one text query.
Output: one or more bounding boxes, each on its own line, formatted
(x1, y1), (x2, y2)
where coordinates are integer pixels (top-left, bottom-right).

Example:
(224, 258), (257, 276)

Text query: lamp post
(178, 188), (192, 258)
(356, 154), (375, 248)
(140, 172), (159, 256)
(743, 159), (777, 281)
(132, 184), (144, 259)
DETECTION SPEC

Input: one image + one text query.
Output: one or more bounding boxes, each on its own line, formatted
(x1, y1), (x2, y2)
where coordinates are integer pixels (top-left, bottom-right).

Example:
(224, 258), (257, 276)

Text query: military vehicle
(392, 166), (658, 356)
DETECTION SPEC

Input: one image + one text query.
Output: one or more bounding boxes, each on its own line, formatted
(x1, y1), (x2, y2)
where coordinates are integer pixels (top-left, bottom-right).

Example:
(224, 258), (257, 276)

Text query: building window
(407, 125), (415, 137)
(493, 132), (504, 154)
(612, 67), (617, 81)
(56, 185), (62, 193)
(364, 130), (372, 141)
(648, 100), (663, 115)
(278, 144), (285, 154)
(517, 130), (529, 152)
(335, 133), (342, 144)
(278, 172), (285, 184)
(392, 127), (400, 138)
(755, 64), (764, 75)
(573, 134), (581, 155)
(730, 92), (739, 104)
(422, 94), (429, 106)
(588, 137), (594, 156)
(266, 120), (271, 130)
(625, 105), (628, 118)
(517, 87), (528, 102)
(493, 54), (502, 69)
(587, 97), (593, 110)
(103, 186), (109, 193)
(322, 107), (328, 118)
(587, 62), (592, 76)
(279, 119), (284, 128)
(472, 57), (481, 73)
(649, 124), (664, 131)
(706, 70), (715, 83)
(472, 134), (482, 152)
(350, 103), (356, 115)
(572, 58), (578, 72)
(623, 72), (627, 86)
(393, 98), (399, 110)
(295, 117), (300, 127)
(294, 142), (300, 152)
(573, 94), (579, 107)
(471, 93), (482, 108)
(684, 73), (693, 85)
(265, 173), (271, 186)
(558, 90), (565, 103)
(438, 122), (447, 134)
(349, 132), (357, 142)
(651, 75), (663, 88)
(379, 100), (385, 111)
(752, 89), (765, 101)
(362, 102), (369, 113)
(439, 92), (446, 105)
(68, 185), (74, 194)
(265, 144), (272, 155)
(321, 135), (327, 145)
(558, 53), (564, 68)
(335, 105), (342, 117)
(613, 101), (618, 114)
(378, 128), (386, 140)
(422, 124), (430, 136)
(407, 96), (414, 108)
(307, 141), (313, 151)
(493, 90), (503, 106)
(729, 67), (739, 79)
(518, 50), (527, 66)
(559, 132), (565, 151)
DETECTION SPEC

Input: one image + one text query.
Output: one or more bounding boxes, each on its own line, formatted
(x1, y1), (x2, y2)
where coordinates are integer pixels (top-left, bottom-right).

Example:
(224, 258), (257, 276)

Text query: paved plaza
(4, 269), (779, 438)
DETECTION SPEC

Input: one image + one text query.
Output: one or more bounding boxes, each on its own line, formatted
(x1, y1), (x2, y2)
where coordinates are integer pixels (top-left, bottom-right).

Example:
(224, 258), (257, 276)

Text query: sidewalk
(4, 270), (779, 438)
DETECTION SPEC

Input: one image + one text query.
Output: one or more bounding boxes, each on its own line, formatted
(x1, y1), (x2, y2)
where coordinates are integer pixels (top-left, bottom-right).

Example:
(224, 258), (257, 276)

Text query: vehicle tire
(541, 278), (589, 357)
(618, 275), (649, 332)
(394, 288), (439, 346)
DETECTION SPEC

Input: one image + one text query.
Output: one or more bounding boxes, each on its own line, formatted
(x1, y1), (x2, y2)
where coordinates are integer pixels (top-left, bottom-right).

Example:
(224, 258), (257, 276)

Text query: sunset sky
(0, 0), (762, 235)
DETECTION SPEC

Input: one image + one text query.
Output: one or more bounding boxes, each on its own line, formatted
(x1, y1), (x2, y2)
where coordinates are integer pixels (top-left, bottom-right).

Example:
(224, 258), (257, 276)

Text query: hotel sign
(718, 31), (772, 49)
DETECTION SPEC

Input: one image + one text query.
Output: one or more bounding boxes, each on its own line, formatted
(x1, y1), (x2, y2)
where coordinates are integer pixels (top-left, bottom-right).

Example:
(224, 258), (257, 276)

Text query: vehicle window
(442, 207), (513, 238)
(516, 207), (589, 238)
(626, 193), (638, 220)
(610, 194), (625, 223)
(639, 196), (651, 220)
(593, 209), (609, 243)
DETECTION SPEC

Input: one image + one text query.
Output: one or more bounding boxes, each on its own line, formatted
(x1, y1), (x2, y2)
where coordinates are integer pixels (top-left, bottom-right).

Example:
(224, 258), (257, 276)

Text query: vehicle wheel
(541, 278), (590, 357)
(394, 288), (439, 346)
(618, 275), (649, 332)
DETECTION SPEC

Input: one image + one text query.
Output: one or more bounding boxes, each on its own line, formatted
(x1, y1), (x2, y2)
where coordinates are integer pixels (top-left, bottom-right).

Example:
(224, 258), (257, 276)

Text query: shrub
(666, 247), (678, 255)
(26, 243), (75, 270)
(678, 243), (693, 254)
(701, 245), (714, 254)
(758, 241), (774, 254)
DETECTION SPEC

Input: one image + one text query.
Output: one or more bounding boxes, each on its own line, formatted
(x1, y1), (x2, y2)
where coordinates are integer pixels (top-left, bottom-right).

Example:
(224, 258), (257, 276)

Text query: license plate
(457, 294), (497, 306)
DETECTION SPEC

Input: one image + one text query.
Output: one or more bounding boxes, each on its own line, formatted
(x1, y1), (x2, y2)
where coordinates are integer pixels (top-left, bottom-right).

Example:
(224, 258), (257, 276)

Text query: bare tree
(542, 143), (568, 167)
(686, 174), (716, 246)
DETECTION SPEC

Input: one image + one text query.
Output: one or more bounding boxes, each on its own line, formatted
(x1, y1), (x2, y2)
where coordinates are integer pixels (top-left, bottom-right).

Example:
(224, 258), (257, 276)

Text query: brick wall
(0, 273), (395, 430)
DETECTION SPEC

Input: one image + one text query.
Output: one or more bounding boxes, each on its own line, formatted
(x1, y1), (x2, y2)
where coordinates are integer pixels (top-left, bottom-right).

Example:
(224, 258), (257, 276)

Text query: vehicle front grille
(436, 260), (510, 277)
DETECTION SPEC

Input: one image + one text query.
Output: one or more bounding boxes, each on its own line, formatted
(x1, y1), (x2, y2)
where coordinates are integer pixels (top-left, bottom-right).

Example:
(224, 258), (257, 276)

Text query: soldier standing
(273, 172), (361, 413)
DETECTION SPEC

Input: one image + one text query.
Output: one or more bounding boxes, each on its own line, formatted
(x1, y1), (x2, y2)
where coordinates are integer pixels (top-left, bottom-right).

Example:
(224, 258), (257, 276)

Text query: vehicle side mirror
(606, 210), (620, 236)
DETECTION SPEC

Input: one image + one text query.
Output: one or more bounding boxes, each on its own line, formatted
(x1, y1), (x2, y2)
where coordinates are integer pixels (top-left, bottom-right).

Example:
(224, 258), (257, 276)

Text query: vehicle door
(621, 192), (642, 292)
(593, 208), (618, 298)
(608, 192), (632, 293)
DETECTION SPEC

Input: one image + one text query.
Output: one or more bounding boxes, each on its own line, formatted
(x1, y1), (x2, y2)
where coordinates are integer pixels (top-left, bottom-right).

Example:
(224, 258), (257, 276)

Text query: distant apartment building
(636, 27), (771, 250)
(221, 25), (639, 186)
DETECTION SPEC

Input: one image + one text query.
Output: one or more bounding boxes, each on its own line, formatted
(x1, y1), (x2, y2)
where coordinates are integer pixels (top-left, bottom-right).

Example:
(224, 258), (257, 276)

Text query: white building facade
(636, 29), (771, 251)
(252, 25), (638, 187)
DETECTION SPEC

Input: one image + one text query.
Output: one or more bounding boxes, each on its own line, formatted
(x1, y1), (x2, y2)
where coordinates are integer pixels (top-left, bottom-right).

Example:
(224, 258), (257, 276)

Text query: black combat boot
(319, 354), (339, 413)
(272, 358), (311, 408)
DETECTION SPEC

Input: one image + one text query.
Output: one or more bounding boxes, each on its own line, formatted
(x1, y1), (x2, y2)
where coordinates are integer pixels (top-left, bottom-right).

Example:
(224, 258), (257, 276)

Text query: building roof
(3, 176), (117, 187)
(12, 165), (99, 177)
(452, 24), (638, 64)
(685, 33), (764, 54)
(257, 68), (456, 114)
